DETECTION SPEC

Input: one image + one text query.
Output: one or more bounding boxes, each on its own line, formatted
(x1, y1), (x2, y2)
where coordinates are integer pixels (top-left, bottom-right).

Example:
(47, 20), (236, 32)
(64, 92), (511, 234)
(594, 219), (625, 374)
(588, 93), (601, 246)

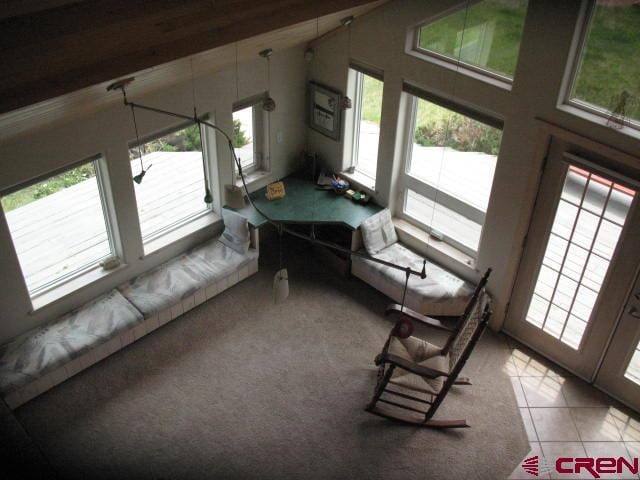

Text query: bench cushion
(184, 239), (259, 284)
(118, 255), (205, 318)
(352, 242), (473, 316)
(0, 289), (142, 395)
(119, 238), (258, 317)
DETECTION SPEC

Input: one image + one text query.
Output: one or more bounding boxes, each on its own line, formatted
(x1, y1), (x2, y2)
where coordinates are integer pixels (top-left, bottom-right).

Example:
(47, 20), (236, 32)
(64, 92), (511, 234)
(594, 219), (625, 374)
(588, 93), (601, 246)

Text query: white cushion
(119, 255), (206, 317)
(184, 239), (259, 284)
(388, 336), (449, 395)
(360, 208), (397, 255)
(220, 210), (250, 254)
(0, 290), (143, 395)
(352, 242), (474, 316)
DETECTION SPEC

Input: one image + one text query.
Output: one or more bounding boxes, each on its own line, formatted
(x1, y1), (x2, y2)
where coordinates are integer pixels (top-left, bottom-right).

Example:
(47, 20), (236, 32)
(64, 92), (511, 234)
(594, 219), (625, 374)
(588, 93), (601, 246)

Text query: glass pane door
(525, 166), (635, 350)
(504, 139), (640, 379)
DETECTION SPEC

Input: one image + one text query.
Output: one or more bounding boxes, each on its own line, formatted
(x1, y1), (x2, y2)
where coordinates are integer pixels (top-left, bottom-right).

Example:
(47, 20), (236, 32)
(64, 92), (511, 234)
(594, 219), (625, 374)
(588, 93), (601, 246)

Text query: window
(525, 166), (635, 349)
(1, 158), (114, 297)
(233, 99), (266, 174)
(130, 121), (212, 251)
(401, 91), (503, 257)
(415, 0), (528, 80)
(566, 0), (640, 127)
(346, 68), (383, 187)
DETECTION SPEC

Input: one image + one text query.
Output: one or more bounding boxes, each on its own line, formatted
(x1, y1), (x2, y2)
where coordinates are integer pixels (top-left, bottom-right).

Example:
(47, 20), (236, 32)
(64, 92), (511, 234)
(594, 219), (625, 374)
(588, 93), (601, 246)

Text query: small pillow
(220, 210), (250, 254)
(360, 208), (397, 255)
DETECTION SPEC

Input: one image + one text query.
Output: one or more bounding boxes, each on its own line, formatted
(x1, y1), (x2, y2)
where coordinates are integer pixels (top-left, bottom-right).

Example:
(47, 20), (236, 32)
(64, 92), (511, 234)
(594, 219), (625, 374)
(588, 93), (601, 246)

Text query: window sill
(393, 217), (476, 273)
(406, 49), (512, 92)
(340, 170), (376, 194)
(556, 103), (640, 141)
(143, 211), (221, 256)
(30, 262), (128, 313)
(235, 169), (270, 188)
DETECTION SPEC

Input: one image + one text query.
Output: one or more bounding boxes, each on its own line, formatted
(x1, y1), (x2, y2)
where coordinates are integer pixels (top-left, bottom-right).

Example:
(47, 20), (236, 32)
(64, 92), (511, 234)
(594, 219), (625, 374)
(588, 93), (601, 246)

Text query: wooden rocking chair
(365, 269), (492, 428)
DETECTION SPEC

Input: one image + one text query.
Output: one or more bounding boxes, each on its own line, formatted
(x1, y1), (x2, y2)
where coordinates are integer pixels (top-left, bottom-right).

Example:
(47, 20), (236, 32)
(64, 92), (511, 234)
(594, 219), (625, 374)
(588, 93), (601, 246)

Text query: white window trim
(233, 95), (270, 176)
(559, 0), (640, 134)
(342, 65), (383, 190)
(0, 155), (121, 304)
(130, 118), (215, 249)
(398, 92), (502, 260)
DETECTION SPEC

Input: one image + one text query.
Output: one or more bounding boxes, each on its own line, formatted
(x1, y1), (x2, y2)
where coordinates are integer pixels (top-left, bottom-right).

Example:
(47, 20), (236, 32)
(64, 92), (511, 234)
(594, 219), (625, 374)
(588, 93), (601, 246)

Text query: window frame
(344, 64), (384, 189)
(0, 154), (117, 298)
(129, 118), (215, 247)
(232, 95), (268, 175)
(399, 87), (503, 259)
(409, 1), (526, 87)
(561, 0), (640, 132)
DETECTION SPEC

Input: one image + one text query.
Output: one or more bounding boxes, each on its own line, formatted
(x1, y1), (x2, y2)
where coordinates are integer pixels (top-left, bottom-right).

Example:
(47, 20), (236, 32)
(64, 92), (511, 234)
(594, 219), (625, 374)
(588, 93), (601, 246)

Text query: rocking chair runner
(366, 269), (492, 428)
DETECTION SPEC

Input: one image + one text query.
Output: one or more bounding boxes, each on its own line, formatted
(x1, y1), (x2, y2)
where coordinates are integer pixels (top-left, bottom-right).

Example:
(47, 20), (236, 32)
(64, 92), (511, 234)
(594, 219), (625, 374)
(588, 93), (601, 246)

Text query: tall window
(130, 121), (212, 251)
(233, 99), (266, 174)
(525, 166), (635, 349)
(415, 0), (528, 81)
(401, 92), (502, 257)
(1, 158), (114, 297)
(347, 68), (383, 187)
(566, 0), (640, 127)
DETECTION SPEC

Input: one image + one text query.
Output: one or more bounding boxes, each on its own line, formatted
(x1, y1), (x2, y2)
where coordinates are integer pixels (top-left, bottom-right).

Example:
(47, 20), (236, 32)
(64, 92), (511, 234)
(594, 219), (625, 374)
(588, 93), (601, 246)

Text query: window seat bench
(0, 230), (259, 409)
(352, 210), (473, 317)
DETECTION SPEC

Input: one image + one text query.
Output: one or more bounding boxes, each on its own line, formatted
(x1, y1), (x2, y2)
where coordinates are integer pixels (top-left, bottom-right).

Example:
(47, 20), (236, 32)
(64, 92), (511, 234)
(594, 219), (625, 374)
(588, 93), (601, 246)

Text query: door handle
(629, 307), (640, 319)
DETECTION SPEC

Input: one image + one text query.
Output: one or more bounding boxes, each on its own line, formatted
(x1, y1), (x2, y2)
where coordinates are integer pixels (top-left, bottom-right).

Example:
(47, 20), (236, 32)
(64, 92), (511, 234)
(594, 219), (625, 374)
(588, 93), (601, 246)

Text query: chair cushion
(119, 255), (206, 317)
(220, 210), (250, 254)
(360, 208), (398, 255)
(387, 336), (449, 395)
(0, 290), (143, 395)
(184, 238), (259, 284)
(352, 242), (473, 316)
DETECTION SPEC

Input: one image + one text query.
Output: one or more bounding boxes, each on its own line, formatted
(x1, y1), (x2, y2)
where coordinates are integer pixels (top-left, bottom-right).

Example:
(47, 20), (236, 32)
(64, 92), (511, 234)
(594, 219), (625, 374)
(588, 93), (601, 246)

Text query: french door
(596, 268), (640, 411)
(504, 137), (640, 383)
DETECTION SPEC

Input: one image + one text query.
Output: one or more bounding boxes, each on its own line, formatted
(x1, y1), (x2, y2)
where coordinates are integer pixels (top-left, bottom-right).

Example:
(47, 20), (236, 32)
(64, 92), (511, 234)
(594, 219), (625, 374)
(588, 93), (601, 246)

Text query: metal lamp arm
(120, 96), (426, 279)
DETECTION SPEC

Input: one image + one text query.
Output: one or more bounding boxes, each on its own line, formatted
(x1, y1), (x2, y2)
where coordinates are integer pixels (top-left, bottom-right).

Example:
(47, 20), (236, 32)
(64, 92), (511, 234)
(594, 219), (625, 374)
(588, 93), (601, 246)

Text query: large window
(401, 92), (503, 257)
(347, 68), (383, 187)
(525, 166), (635, 349)
(1, 158), (114, 297)
(566, 0), (640, 127)
(415, 0), (528, 81)
(233, 99), (266, 174)
(130, 121), (212, 251)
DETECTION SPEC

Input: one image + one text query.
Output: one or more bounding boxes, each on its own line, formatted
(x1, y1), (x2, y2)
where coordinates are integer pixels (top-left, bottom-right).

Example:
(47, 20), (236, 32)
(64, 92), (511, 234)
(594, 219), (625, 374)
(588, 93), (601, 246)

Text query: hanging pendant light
(273, 227), (289, 303)
(260, 48), (276, 112)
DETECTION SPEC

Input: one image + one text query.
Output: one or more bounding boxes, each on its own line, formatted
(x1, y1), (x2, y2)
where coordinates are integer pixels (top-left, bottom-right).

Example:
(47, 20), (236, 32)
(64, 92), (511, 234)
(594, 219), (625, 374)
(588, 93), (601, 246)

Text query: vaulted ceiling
(0, 0), (386, 140)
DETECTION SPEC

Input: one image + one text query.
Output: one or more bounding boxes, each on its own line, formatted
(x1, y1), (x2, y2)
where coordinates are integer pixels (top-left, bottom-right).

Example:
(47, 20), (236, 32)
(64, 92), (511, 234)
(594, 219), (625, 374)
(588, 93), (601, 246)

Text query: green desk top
(224, 177), (382, 230)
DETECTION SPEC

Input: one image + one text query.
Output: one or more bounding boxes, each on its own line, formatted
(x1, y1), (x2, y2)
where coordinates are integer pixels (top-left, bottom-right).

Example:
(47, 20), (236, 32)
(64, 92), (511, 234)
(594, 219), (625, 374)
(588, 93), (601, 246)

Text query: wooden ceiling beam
(0, 0), (376, 114)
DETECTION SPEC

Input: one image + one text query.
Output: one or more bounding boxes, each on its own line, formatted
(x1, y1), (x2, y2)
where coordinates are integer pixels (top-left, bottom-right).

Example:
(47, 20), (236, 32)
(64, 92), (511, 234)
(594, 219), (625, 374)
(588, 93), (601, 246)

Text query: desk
(224, 176), (382, 272)
(224, 176), (381, 230)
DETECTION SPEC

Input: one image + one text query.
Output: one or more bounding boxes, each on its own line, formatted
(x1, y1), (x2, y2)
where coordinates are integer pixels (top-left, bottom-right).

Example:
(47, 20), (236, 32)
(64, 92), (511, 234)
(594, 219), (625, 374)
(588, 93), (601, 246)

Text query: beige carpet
(11, 232), (528, 479)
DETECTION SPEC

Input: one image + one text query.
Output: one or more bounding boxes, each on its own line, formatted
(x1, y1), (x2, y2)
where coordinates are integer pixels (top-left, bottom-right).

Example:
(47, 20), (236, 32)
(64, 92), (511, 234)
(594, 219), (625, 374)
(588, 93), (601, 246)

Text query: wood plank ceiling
(0, 0), (386, 141)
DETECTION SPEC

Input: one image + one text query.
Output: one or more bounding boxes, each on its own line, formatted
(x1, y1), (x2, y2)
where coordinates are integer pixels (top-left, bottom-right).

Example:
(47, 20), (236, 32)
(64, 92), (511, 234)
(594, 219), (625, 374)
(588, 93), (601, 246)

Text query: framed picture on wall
(308, 82), (342, 141)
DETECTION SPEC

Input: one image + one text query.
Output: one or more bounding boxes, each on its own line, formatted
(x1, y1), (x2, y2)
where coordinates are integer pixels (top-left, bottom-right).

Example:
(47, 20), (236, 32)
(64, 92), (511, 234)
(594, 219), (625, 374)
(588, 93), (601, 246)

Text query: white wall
(0, 45), (307, 344)
(306, 0), (640, 329)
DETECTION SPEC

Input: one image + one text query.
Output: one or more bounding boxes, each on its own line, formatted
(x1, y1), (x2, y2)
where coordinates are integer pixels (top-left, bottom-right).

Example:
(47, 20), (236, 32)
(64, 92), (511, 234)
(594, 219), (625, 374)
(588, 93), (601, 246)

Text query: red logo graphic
(521, 455), (639, 478)
(521, 455), (540, 476)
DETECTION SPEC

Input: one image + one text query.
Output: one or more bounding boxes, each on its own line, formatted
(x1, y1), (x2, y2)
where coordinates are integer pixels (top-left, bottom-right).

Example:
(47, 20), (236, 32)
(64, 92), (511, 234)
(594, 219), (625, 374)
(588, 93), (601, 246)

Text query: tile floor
(505, 337), (640, 479)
